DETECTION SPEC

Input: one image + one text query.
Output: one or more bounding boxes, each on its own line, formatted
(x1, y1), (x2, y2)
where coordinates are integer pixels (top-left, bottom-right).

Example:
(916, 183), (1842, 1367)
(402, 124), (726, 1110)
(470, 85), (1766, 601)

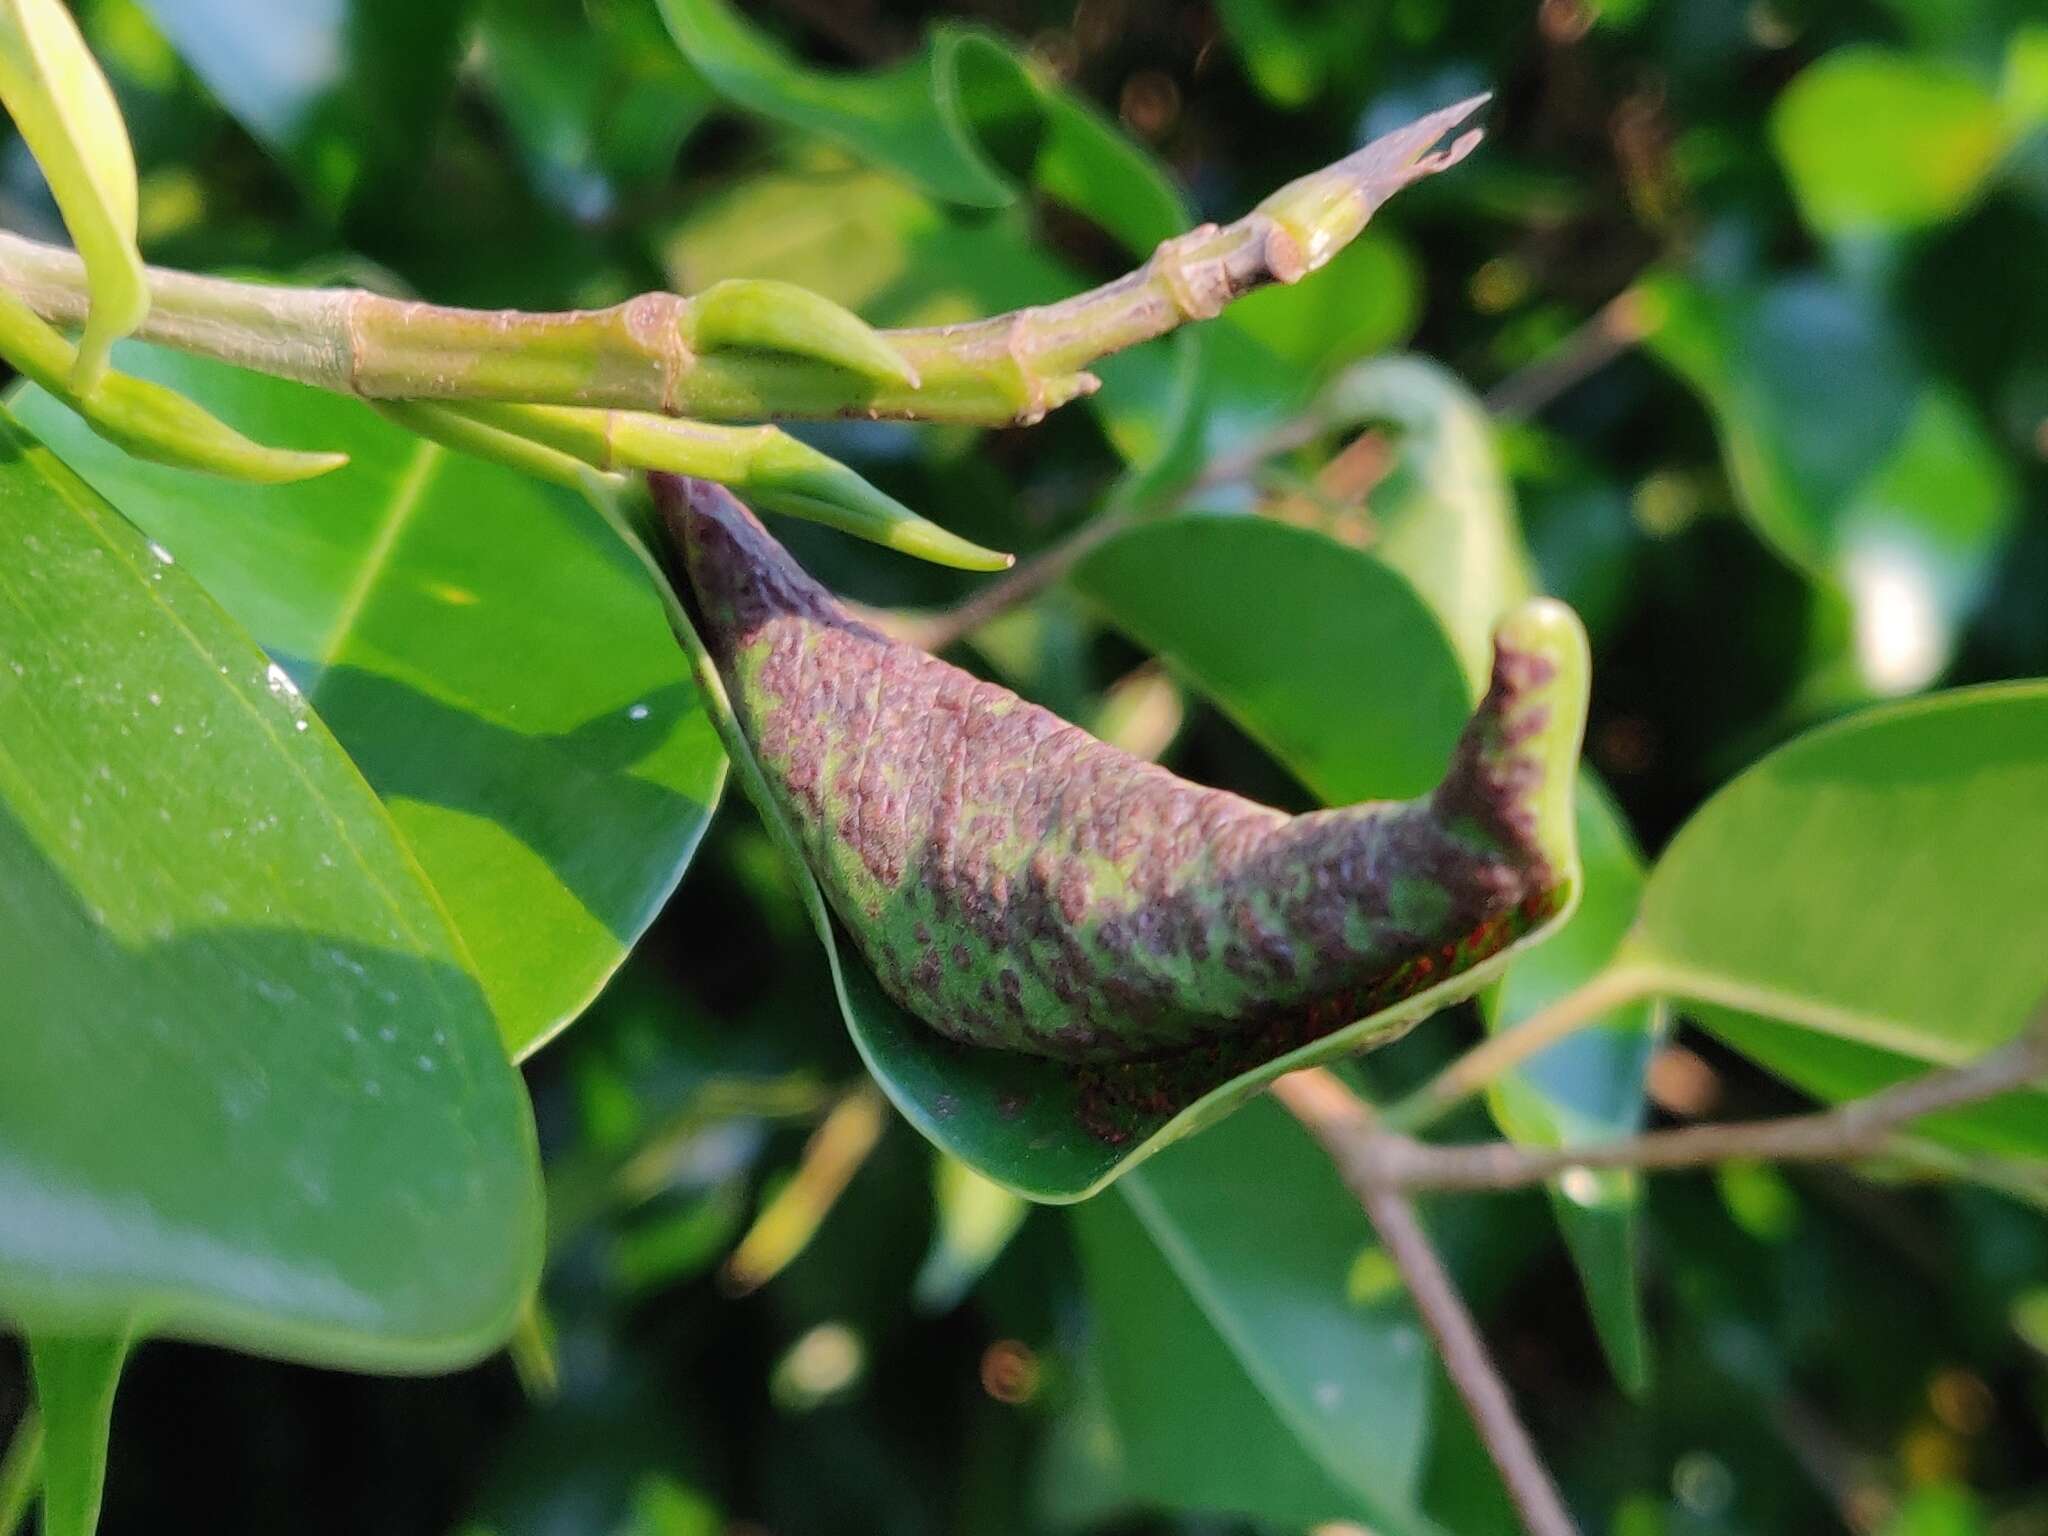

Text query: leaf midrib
(308, 438), (442, 696)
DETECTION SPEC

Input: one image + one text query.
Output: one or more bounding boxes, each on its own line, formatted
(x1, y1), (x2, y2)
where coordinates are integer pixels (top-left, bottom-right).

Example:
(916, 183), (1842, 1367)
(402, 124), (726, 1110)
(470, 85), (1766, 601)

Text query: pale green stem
(505, 1299), (559, 1403)
(0, 96), (1484, 426)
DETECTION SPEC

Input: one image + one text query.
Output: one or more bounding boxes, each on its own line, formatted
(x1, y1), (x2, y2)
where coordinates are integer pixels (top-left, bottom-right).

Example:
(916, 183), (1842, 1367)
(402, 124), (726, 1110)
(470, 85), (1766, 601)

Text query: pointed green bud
(739, 427), (1010, 571)
(0, 287), (345, 483)
(0, 0), (149, 390)
(83, 374), (349, 483)
(610, 414), (1009, 572)
(683, 278), (921, 388)
(1254, 93), (1488, 275)
(429, 402), (1007, 571)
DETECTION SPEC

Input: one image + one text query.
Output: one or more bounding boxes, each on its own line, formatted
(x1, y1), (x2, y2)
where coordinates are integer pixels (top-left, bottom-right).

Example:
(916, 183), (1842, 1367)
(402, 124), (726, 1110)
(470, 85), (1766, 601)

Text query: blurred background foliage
(2, 0), (2046, 1532)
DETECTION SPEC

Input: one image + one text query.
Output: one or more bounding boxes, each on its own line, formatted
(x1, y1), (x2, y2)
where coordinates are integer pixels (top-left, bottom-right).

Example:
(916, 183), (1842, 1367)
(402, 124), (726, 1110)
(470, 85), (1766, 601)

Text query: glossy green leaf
(0, 0), (148, 389)
(132, 0), (470, 214)
(1771, 48), (2011, 235)
(26, 1334), (124, 1536)
(475, 0), (715, 221)
(1313, 356), (1538, 694)
(656, 0), (1187, 252)
(655, 0), (1010, 208)
(659, 156), (1076, 329)
(1641, 270), (2018, 695)
(1212, 0), (1379, 110)
(0, 410), (542, 1364)
(16, 346), (727, 1058)
(937, 28), (1185, 252)
(1632, 684), (2048, 1156)
(1073, 1097), (1438, 1533)
(1487, 781), (1660, 1395)
(1073, 513), (1472, 803)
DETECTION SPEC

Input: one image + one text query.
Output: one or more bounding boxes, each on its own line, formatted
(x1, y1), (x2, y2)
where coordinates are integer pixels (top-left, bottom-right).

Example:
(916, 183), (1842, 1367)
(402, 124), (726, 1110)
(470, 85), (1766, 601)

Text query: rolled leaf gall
(658, 476), (1588, 1067)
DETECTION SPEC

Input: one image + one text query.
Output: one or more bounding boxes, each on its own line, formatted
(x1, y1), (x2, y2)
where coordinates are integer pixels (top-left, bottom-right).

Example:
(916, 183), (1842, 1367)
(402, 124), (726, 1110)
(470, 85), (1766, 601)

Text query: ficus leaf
(1072, 1100), (1440, 1534)
(1629, 682), (2048, 1159)
(1309, 355), (1537, 695)
(655, 0), (1188, 256)
(1770, 46), (2013, 236)
(16, 347), (728, 1060)
(0, 0), (148, 389)
(0, 406), (543, 1365)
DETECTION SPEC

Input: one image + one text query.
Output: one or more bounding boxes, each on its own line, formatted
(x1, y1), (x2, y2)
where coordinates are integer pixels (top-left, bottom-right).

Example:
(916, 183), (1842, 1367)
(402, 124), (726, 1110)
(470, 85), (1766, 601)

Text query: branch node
(622, 290), (695, 414)
(1150, 222), (1231, 319)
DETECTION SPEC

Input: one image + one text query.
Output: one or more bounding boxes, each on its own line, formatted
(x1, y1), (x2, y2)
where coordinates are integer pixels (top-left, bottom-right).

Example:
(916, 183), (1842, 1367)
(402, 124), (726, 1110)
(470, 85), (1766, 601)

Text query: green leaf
(27, 1334), (125, 1536)
(1071, 1099), (1438, 1534)
(1072, 513), (1473, 803)
(938, 29), (1185, 252)
(656, 0), (1187, 252)
(1640, 270), (2018, 695)
(132, 0), (471, 215)
(655, 0), (1011, 208)
(0, 409), (541, 1364)
(1882, 1485), (1991, 1536)
(1771, 47), (2012, 236)
(659, 156), (1077, 328)
(1224, 232), (1422, 379)
(16, 345), (727, 1059)
(475, 0), (715, 220)
(1487, 781), (1661, 1395)
(1313, 356), (1538, 695)
(1211, 0), (1378, 110)
(1631, 684), (2048, 1158)
(0, 0), (148, 388)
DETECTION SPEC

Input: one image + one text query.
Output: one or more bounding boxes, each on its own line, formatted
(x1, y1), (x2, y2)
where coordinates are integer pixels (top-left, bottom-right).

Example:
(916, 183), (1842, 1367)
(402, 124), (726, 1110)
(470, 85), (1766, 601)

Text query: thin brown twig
(897, 411), (1329, 652)
(1273, 1070), (1581, 1536)
(1372, 1010), (2048, 1191)
(1480, 287), (1651, 421)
